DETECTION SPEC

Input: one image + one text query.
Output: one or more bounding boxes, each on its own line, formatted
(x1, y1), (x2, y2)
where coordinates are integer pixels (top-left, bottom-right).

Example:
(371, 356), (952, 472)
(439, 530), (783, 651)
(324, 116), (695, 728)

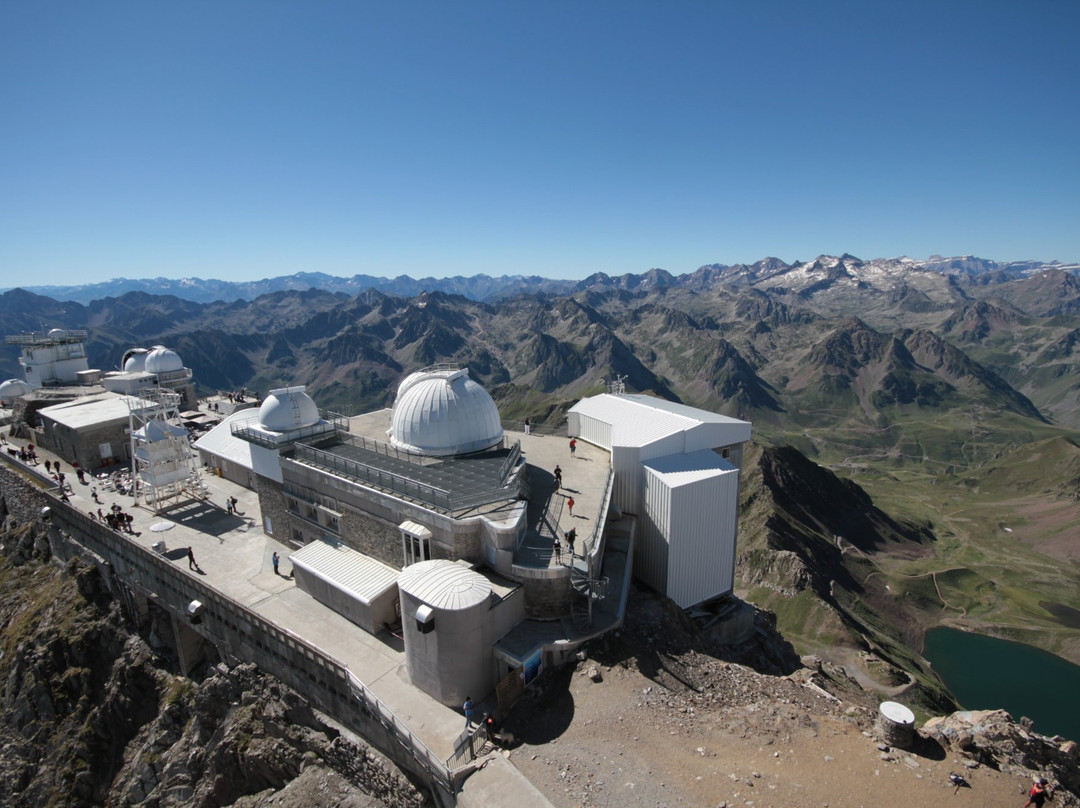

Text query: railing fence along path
(0, 459), (461, 794)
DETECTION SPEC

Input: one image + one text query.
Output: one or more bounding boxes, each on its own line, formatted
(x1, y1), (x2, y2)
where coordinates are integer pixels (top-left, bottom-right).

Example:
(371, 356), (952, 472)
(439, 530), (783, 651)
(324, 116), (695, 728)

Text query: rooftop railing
(231, 411), (349, 449)
(292, 442), (523, 515)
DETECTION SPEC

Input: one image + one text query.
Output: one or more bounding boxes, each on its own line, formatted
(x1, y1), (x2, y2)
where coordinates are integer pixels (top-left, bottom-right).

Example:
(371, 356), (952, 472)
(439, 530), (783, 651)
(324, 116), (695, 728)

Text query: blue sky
(2, 1), (1077, 285)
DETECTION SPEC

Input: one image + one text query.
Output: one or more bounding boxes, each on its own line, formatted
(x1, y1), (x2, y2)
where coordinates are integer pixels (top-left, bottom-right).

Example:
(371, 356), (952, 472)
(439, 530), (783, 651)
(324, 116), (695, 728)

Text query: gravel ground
(494, 593), (1046, 808)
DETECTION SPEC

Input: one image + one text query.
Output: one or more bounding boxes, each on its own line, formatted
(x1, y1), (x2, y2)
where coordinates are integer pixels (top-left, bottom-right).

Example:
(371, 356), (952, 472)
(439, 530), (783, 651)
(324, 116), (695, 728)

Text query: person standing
(566, 527), (576, 558)
(1024, 777), (1054, 807)
(553, 537), (562, 564)
(567, 496), (575, 516)
(524, 417), (531, 435)
(272, 551), (280, 575)
(569, 438), (577, 457)
(553, 465), (562, 490)
(226, 498), (233, 515)
(463, 696), (475, 728)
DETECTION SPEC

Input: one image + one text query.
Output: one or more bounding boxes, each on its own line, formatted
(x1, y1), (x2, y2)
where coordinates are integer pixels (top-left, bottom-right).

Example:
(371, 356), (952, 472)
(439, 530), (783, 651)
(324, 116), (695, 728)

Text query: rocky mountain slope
(0, 520), (429, 808)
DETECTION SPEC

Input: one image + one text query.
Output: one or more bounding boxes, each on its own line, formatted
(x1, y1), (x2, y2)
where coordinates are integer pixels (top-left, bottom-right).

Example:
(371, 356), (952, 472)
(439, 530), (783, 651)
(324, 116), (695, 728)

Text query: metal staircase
(569, 559), (609, 631)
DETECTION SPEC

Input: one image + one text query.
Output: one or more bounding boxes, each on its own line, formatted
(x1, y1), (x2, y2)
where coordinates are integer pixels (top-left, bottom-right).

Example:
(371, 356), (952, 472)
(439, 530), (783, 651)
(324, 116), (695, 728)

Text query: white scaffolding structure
(128, 387), (203, 511)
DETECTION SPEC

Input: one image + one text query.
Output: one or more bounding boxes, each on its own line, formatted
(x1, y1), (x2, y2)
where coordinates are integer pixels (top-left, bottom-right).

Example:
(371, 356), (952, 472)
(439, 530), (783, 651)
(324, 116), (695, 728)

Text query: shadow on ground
(501, 667), (576, 745)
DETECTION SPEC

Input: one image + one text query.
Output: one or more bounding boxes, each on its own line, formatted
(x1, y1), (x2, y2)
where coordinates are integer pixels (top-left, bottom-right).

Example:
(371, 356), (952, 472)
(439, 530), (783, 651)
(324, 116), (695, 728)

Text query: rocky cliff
(0, 518), (429, 808)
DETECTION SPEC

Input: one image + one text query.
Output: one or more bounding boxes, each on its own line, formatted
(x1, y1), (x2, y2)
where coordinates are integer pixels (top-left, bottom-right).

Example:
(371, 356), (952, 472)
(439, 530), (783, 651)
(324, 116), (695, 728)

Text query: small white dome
(0, 378), (32, 402)
(397, 559), (492, 611)
(122, 348), (150, 372)
(145, 347), (184, 374)
(390, 368), (502, 456)
(47, 328), (67, 339)
(259, 386), (321, 432)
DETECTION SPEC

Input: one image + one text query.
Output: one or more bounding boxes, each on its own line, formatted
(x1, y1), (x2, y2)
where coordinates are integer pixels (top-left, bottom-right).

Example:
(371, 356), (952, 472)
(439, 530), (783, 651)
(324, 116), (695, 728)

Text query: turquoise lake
(923, 626), (1080, 742)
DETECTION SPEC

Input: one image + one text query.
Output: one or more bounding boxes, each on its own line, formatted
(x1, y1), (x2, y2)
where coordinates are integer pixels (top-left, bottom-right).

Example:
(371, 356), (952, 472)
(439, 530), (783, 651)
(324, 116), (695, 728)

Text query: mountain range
(3, 252), (1080, 696)
(5, 254), (1079, 306)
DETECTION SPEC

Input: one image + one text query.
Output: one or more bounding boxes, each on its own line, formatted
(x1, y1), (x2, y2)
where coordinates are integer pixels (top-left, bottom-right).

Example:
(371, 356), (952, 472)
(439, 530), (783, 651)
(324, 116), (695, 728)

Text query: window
(402, 532), (430, 566)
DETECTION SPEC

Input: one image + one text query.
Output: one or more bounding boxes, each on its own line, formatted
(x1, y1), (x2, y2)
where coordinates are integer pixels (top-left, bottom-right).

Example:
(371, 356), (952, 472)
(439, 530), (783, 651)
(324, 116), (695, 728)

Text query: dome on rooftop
(0, 378), (32, 403)
(390, 367), (502, 457)
(122, 347), (150, 372)
(259, 386), (321, 432)
(145, 346), (184, 374)
(47, 328), (67, 339)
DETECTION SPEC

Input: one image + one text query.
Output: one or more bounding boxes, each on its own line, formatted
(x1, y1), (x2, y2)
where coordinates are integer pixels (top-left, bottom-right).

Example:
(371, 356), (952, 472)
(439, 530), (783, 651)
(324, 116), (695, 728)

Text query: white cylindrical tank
(397, 559), (492, 706)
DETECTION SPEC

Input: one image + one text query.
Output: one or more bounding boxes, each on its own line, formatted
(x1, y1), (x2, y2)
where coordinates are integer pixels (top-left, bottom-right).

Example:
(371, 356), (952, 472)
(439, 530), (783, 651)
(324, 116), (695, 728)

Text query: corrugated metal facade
(642, 450), (741, 608)
(613, 431), (686, 516)
(569, 393), (751, 607)
(569, 409), (613, 450)
(665, 467), (739, 608)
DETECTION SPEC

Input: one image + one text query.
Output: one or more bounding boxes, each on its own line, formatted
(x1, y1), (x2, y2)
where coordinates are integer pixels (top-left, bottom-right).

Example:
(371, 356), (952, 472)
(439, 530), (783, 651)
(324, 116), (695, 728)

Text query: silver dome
(259, 386), (321, 432)
(390, 368), (502, 456)
(145, 346), (184, 374)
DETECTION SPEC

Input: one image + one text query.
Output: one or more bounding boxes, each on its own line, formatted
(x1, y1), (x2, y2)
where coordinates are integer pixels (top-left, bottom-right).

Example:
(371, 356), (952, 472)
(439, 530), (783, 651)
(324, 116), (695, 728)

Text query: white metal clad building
(567, 394), (750, 517)
(289, 538), (401, 634)
(193, 409), (283, 486)
(642, 449), (740, 608)
(568, 393), (751, 608)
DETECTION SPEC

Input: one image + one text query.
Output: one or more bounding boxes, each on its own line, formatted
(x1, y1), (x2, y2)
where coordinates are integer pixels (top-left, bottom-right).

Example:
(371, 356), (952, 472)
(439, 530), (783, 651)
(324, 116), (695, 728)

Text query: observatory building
(212, 365), (751, 708)
(103, 345), (197, 410)
(4, 328), (92, 389)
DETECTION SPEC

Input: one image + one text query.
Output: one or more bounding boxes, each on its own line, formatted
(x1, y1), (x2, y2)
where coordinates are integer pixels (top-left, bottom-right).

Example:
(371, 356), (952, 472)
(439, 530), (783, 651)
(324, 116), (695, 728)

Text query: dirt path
(499, 657), (1039, 808)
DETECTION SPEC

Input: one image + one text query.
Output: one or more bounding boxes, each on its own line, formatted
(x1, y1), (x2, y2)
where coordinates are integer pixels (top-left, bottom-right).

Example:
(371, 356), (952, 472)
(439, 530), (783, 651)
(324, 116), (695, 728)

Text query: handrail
(292, 442), (521, 515)
(586, 468), (614, 555)
(497, 440), (522, 480)
(231, 410), (349, 449)
(23, 478), (458, 793)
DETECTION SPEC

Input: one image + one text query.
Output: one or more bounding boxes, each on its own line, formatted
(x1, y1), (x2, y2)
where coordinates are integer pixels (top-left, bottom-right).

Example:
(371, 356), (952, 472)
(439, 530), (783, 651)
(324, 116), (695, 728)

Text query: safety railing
(26, 481), (457, 794)
(346, 671), (453, 791)
(231, 411), (349, 449)
(292, 442), (522, 515)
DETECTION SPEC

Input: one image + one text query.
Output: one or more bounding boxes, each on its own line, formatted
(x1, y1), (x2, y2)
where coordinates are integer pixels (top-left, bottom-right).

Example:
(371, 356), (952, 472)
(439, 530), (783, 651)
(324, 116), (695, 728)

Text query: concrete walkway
(5, 418), (570, 805)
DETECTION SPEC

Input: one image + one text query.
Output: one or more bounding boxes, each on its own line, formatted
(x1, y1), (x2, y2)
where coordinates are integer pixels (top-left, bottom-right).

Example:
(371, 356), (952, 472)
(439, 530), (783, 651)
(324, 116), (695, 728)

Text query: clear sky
(2, 1), (1077, 286)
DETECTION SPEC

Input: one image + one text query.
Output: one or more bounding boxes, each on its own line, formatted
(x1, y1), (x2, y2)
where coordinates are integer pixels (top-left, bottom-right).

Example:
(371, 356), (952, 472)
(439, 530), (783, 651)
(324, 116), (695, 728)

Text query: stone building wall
(254, 474), (289, 540)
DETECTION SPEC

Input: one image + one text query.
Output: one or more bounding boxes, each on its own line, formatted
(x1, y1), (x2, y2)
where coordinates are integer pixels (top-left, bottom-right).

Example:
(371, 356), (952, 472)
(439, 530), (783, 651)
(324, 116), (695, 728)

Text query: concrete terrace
(3, 399), (625, 805)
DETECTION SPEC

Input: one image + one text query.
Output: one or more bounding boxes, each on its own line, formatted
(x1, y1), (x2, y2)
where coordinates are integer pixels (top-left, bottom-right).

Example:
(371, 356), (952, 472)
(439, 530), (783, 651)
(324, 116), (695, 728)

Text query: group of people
(98, 503), (135, 533)
(553, 527), (578, 564)
(6, 441), (37, 464)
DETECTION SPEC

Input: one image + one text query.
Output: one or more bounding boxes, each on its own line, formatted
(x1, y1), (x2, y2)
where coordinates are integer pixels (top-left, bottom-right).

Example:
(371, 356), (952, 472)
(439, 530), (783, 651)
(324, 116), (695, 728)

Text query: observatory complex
(192, 365), (752, 707)
(2, 335), (752, 796)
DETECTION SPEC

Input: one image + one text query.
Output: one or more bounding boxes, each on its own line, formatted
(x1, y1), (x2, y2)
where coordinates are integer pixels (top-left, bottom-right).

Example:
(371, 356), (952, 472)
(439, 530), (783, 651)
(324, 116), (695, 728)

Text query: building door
(402, 532), (430, 566)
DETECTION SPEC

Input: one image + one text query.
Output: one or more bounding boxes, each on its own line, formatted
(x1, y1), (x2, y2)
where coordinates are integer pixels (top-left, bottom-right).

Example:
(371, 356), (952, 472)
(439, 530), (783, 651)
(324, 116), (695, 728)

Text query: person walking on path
(569, 438), (577, 457)
(226, 498), (233, 515)
(1024, 777), (1055, 807)
(553, 537), (562, 564)
(272, 551), (280, 575)
(567, 496), (575, 516)
(553, 465), (562, 490)
(524, 417), (531, 435)
(187, 547), (199, 571)
(566, 527), (576, 558)
(463, 697), (475, 728)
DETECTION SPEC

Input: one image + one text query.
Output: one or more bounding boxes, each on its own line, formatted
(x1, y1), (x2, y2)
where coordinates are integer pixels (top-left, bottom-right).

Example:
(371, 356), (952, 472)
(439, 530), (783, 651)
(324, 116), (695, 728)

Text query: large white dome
(259, 386), (321, 432)
(122, 348), (150, 372)
(390, 368), (502, 456)
(145, 346), (184, 374)
(0, 378), (31, 403)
